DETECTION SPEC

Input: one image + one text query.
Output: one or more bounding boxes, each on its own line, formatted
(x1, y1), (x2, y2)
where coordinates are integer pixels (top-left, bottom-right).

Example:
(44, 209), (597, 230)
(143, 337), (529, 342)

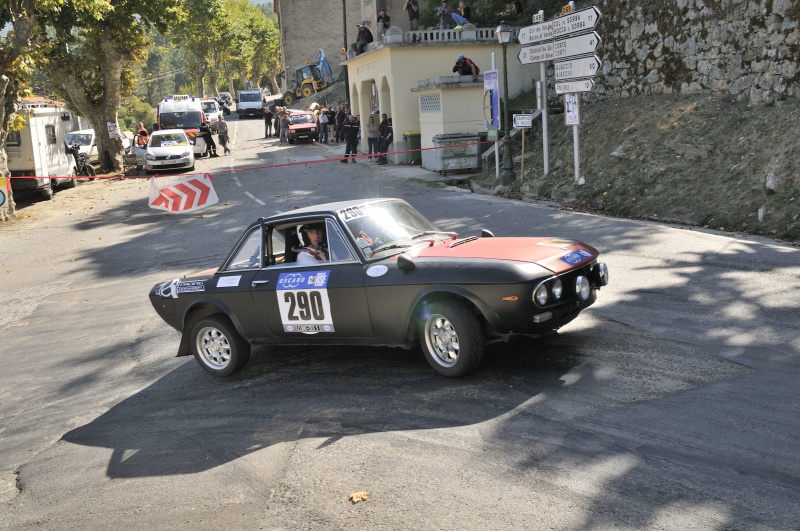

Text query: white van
(200, 98), (222, 133)
(6, 100), (78, 200)
(156, 94), (208, 155)
(236, 90), (264, 118)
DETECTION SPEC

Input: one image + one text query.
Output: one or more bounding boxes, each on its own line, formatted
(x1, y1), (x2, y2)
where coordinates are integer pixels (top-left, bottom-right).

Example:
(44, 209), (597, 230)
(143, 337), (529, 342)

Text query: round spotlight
(552, 278), (563, 300)
(534, 283), (549, 306)
(575, 276), (591, 301)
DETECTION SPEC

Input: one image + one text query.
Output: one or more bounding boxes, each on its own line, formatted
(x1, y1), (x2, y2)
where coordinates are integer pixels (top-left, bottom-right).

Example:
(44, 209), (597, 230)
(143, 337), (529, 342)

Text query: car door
(249, 218), (374, 339)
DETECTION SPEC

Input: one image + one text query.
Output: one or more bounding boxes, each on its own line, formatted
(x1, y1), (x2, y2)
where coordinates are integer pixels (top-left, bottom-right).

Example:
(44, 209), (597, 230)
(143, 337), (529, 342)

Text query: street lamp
(495, 20), (516, 185)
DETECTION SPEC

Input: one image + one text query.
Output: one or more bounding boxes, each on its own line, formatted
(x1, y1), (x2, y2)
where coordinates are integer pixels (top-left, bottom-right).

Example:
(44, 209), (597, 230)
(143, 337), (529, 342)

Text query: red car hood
(409, 237), (598, 274)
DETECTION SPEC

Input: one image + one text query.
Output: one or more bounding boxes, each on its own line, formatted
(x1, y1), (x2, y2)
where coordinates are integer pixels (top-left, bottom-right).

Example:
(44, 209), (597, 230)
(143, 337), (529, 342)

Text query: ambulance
(156, 95), (209, 156)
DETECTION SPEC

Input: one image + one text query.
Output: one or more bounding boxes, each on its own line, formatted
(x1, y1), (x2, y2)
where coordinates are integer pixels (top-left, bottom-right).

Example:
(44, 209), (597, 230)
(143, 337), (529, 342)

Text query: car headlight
(180, 150), (191, 158)
(552, 278), (563, 300)
(575, 276), (591, 301)
(145, 153), (155, 160)
(533, 283), (549, 306)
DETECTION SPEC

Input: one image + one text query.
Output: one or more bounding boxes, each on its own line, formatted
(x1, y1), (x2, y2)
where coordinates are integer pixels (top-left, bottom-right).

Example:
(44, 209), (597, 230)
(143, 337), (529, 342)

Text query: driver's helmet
(300, 222), (326, 245)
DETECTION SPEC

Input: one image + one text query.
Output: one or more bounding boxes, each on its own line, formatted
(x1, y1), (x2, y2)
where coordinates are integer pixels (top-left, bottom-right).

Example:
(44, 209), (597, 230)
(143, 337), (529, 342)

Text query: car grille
(155, 155), (185, 161)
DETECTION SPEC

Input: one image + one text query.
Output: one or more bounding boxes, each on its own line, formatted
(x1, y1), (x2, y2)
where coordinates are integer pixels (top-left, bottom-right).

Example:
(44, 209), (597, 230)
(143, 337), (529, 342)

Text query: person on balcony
(377, 9), (391, 38)
(350, 23), (374, 56)
(453, 54), (480, 81)
(437, 0), (454, 29)
(404, 0), (420, 31)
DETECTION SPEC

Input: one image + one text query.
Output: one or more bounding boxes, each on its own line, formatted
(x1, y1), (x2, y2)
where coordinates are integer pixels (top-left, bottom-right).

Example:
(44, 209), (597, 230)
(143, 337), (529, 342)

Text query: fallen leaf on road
(348, 491), (370, 504)
(6, 269), (12, 273)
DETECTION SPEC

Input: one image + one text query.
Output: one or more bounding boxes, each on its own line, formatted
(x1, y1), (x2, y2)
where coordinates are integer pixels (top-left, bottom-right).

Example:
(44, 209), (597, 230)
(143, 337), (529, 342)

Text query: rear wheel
(63, 168), (77, 188)
(419, 300), (485, 377)
(283, 91), (295, 106)
(83, 164), (96, 177)
(41, 183), (54, 200)
(190, 315), (251, 377)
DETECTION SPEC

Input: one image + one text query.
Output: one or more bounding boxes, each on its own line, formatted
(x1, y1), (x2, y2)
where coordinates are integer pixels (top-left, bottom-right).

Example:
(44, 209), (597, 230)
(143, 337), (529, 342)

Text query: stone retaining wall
(573, 0), (799, 104)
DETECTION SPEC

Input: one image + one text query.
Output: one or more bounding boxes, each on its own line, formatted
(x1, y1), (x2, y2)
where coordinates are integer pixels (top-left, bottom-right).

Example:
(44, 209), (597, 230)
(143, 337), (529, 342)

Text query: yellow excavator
(282, 51), (336, 106)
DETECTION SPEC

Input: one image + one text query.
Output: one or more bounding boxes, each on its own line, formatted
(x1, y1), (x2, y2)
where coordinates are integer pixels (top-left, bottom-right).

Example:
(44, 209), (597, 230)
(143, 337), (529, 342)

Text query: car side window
(267, 227), (287, 265)
(226, 228), (262, 270)
(326, 219), (355, 262)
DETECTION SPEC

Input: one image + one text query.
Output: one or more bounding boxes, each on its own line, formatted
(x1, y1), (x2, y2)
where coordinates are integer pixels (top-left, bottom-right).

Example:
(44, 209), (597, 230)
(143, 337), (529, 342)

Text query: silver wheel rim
(196, 326), (232, 370)
(424, 313), (460, 367)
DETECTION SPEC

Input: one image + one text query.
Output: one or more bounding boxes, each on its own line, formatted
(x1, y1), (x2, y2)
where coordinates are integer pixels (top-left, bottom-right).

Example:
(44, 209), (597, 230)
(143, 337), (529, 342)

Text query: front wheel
(419, 300), (484, 377)
(190, 315), (251, 377)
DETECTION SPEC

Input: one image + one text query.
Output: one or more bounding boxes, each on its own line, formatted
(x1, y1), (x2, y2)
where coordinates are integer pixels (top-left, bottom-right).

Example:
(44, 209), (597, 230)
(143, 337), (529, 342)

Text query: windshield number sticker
(276, 271), (334, 333)
(338, 206), (365, 221)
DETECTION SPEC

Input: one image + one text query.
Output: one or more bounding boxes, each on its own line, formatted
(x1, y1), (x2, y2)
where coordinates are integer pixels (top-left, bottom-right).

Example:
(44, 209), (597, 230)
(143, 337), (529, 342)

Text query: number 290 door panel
(248, 263), (373, 339)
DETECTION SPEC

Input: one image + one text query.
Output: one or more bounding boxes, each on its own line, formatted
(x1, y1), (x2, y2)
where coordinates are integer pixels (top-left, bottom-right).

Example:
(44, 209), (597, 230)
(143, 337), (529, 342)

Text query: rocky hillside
(478, 93), (799, 244)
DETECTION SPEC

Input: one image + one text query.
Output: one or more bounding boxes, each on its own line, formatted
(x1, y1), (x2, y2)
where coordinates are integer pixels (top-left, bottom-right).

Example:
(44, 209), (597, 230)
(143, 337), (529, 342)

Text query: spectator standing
(335, 106), (347, 144)
(342, 115), (360, 163)
(319, 108), (329, 143)
(350, 23), (374, 55)
(327, 107), (336, 143)
(264, 107), (274, 138)
(403, 0), (420, 31)
(376, 118), (393, 165)
(134, 122), (149, 147)
(437, 0), (454, 30)
(279, 112), (290, 144)
(366, 115), (379, 161)
(377, 9), (391, 38)
(199, 121), (218, 157)
(217, 115), (231, 155)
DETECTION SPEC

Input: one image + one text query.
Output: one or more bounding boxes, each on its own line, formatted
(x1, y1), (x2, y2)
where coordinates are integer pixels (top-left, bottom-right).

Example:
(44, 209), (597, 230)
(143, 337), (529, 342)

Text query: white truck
(156, 94), (209, 155)
(6, 100), (79, 200)
(236, 90), (264, 118)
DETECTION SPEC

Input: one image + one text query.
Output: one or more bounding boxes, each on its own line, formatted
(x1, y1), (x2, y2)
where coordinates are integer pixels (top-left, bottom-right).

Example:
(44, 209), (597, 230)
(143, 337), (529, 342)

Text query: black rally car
(150, 198), (609, 377)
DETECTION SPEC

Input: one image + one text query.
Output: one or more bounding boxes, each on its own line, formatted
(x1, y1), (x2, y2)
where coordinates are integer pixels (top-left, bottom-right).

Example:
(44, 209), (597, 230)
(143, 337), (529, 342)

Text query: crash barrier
(5, 138), (506, 182)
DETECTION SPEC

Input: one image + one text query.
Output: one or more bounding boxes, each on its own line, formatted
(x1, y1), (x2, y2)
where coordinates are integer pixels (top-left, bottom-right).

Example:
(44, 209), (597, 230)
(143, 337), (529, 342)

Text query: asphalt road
(1, 112), (799, 530)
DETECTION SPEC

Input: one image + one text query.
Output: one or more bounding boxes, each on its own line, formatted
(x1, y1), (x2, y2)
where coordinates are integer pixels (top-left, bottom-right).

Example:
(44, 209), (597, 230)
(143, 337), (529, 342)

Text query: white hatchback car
(142, 129), (195, 173)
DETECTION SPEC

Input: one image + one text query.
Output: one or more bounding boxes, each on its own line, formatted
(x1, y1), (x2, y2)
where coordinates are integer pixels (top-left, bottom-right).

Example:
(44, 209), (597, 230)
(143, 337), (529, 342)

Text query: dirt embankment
(484, 94), (799, 244)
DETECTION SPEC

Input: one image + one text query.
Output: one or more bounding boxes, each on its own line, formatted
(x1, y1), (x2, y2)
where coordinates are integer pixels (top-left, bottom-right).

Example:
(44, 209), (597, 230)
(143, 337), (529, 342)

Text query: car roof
(152, 129), (188, 136)
(255, 198), (402, 226)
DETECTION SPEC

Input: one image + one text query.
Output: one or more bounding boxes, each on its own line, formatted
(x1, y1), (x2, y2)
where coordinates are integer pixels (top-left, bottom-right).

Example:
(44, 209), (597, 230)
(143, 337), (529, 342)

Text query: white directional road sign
(513, 114), (533, 128)
(552, 32), (601, 60)
(555, 79), (595, 94)
(518, 6), (602, 45)
(551, 7), (602, 39)
(517, 32), (601, 64)
(554, 55), (602, 81)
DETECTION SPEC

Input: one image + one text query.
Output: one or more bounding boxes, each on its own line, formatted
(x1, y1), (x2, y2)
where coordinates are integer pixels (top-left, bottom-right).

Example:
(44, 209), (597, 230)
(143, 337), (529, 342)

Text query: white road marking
(245, 191), (265, 205)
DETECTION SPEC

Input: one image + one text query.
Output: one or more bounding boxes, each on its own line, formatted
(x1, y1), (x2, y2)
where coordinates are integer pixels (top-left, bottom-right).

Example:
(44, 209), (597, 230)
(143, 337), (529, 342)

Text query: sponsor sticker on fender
(156, 279), (206, 298)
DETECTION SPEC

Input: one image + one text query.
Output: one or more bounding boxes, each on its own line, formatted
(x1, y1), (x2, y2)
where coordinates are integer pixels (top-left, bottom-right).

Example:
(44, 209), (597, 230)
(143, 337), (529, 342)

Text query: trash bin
(403, 131), (421, 165)
(431, 133), (480, 176)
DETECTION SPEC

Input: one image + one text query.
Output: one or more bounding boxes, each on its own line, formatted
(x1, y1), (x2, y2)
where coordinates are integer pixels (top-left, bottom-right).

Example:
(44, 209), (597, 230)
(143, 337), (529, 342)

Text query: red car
(287, 111), (319, 143)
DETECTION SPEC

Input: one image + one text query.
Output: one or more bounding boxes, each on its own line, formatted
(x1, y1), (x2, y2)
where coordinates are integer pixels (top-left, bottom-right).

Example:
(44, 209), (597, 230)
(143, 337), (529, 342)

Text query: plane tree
(41, 0), (184, 172)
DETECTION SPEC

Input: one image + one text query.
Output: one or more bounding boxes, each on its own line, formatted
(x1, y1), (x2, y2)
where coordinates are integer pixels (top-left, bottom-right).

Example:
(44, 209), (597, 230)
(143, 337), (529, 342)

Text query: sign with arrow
(518, 32), (601, 64)
(518, 6), (602, 45)
(554, 55), (602, 81)
(555, 79), (595, 94)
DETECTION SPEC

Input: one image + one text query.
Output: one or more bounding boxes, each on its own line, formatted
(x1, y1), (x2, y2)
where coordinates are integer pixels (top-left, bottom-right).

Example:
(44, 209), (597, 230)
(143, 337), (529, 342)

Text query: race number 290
(276, 270), (335, 333)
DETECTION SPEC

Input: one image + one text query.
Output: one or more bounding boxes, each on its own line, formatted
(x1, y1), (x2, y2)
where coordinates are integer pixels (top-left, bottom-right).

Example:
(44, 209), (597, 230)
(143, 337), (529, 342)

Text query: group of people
(437, 0), (471, 30)
(264, 105), (293, 144)
(340, 112), (393, 165)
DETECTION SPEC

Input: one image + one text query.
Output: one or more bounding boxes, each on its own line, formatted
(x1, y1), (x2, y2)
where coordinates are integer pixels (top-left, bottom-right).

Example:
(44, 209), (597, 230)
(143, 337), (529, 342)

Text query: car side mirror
(397, 253), (416, 271)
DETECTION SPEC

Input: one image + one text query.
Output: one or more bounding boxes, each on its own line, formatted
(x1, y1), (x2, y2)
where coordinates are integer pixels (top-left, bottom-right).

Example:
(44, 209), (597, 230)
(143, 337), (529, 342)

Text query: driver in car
(295, 223), (329, 265)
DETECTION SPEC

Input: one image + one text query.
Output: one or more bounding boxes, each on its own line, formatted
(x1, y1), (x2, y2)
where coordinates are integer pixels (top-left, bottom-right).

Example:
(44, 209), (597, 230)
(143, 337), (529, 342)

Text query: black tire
(83, 164), (96, 177)
(41, 184), (54, 200)
(63, 170), (77, 188)
(301, 85), (313, 98)
(419, 300), (484, 377)
(189, 163), (195, 172)
(283, 91), (295, 106)
(190, 315), (251, 377)
(288, 138), (294, 144)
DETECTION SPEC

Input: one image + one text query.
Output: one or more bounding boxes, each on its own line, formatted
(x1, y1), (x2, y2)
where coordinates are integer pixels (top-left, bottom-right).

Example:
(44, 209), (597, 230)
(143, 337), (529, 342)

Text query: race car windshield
(341, 201), (443, 258)
(160, 111), (202, 129)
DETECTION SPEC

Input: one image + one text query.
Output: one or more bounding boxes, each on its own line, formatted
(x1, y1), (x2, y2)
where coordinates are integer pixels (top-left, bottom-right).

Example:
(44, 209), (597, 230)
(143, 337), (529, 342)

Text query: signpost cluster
(516, 3), (603, 183)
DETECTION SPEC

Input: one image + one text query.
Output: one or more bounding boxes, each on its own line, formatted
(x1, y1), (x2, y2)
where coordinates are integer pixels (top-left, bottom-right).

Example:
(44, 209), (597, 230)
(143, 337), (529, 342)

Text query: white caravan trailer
(6, 99), (78, 200)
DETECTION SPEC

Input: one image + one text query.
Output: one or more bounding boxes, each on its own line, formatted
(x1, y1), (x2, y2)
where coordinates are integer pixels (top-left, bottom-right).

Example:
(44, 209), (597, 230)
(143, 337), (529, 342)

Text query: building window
(45, 125), (57, 145)
(6, 131), (21, 147)
(420, 94), (441, 113)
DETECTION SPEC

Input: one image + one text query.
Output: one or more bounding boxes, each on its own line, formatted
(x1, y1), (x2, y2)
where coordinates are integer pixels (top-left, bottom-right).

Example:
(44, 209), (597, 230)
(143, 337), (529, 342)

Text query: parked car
(141, 129), (195, 173)
(200, 98), (223, 133)
(218, 92), (233, 106)
(149, 198), (609, 378)
(287, 111), (319, 143)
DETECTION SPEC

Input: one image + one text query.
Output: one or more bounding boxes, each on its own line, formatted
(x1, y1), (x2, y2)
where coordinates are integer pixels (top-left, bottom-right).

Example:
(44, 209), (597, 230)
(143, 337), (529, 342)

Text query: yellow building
(343, 24), (537, 166)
